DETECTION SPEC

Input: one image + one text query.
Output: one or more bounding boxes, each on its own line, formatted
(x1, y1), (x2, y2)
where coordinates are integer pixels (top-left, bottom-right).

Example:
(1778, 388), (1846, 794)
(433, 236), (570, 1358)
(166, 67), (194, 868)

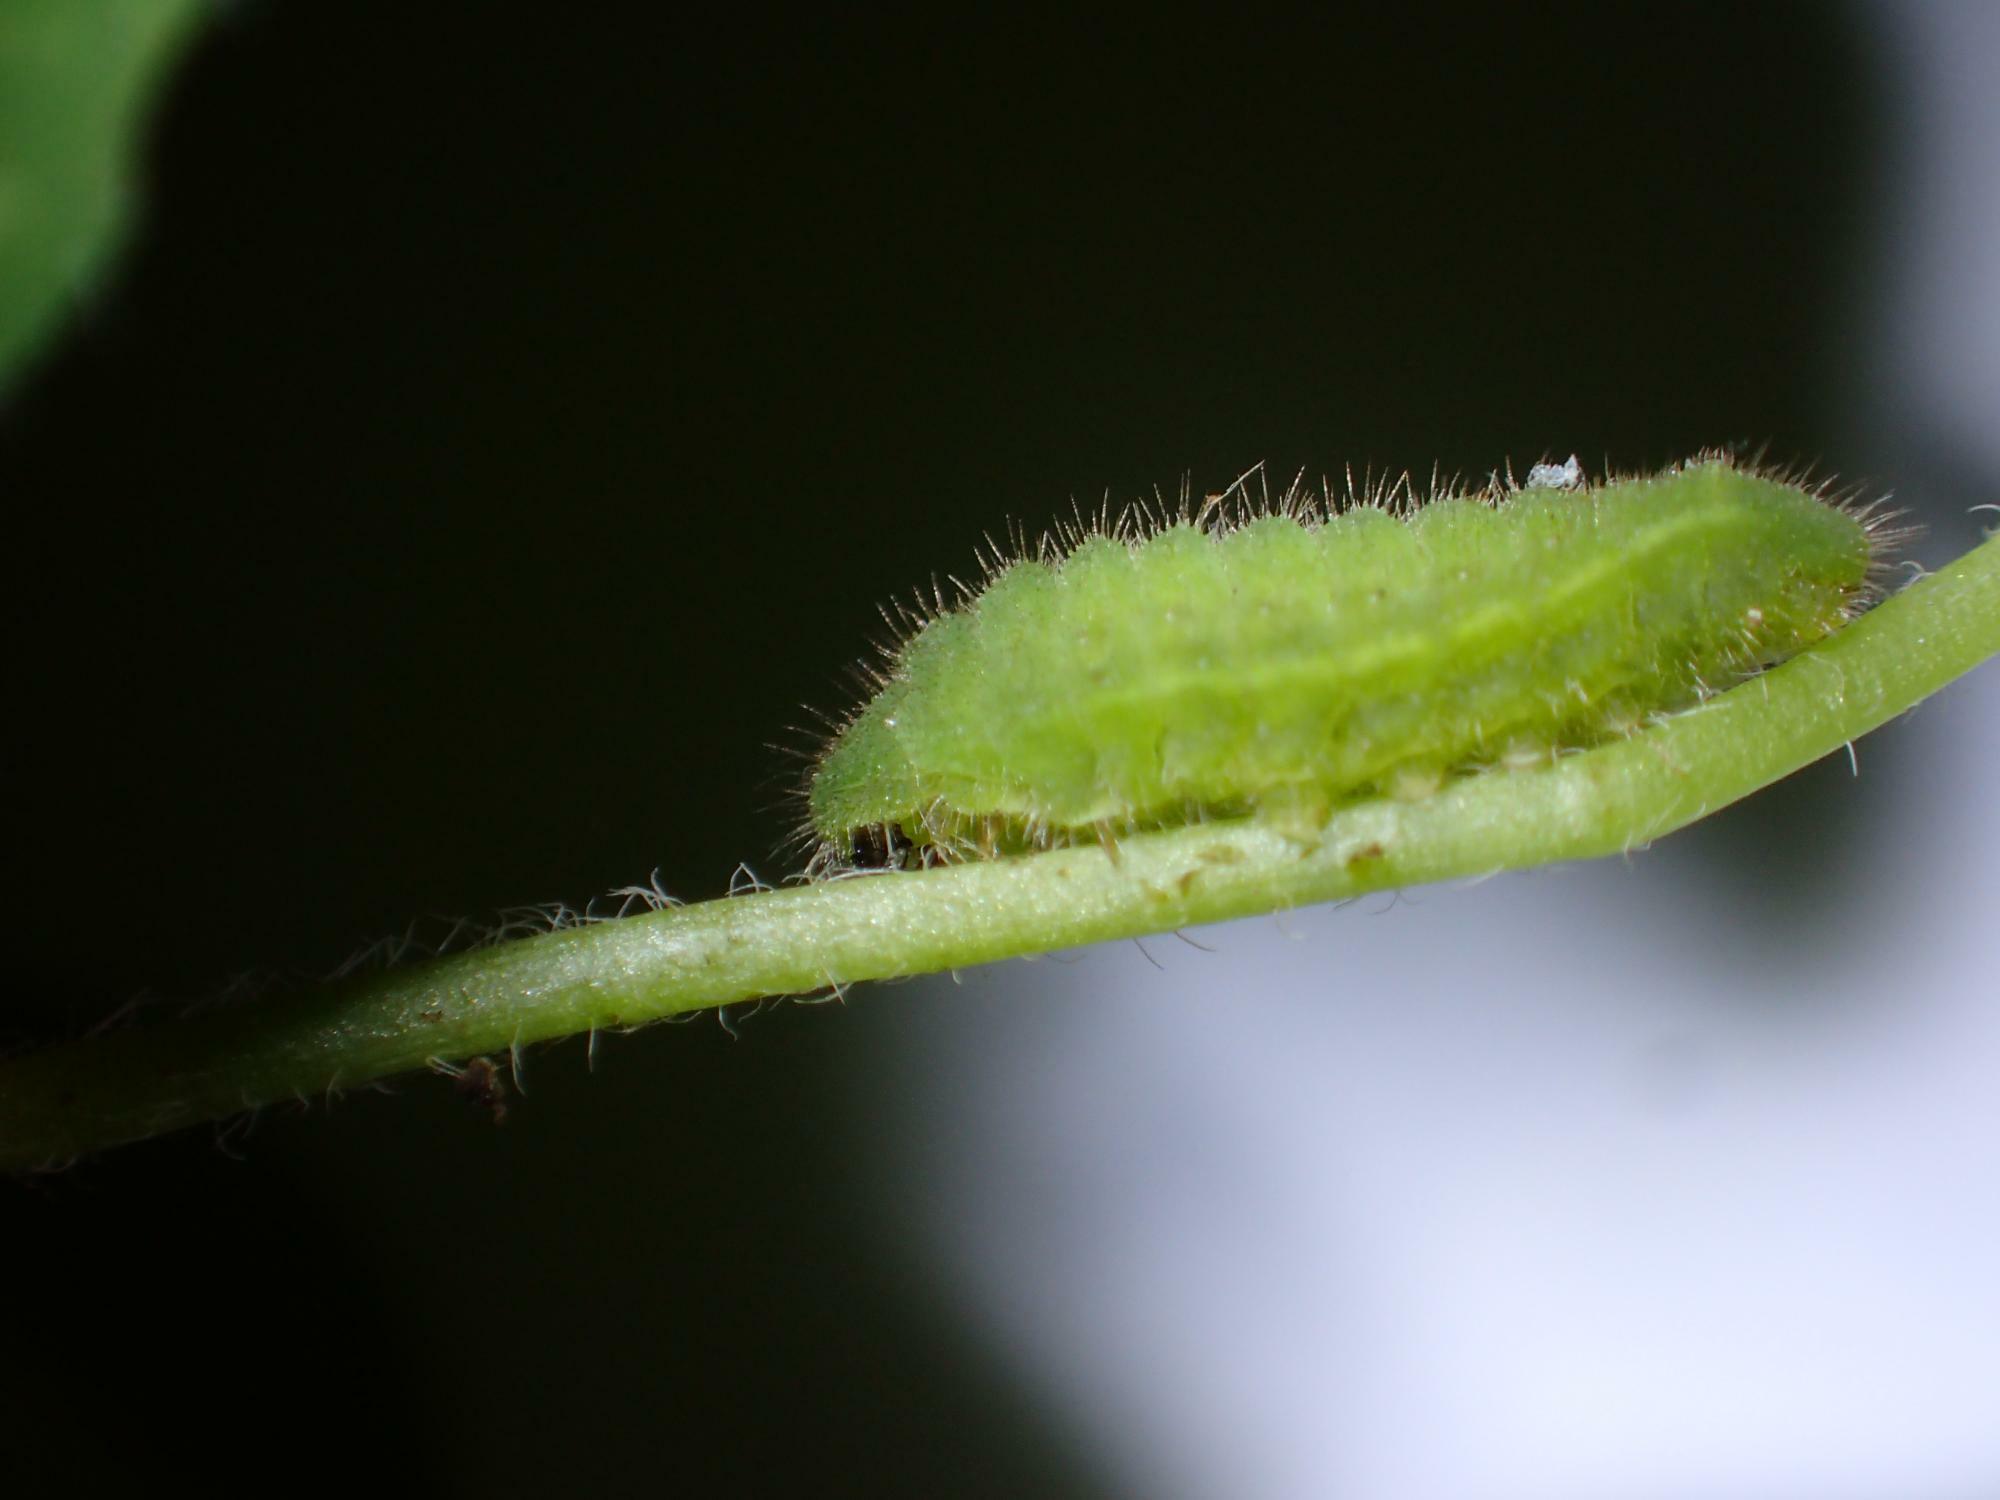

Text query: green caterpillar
(808, 455), (1892, 871)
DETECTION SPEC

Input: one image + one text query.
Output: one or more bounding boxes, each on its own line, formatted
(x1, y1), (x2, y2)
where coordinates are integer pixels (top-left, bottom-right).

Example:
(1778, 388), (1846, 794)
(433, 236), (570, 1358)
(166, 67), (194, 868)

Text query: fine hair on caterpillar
(801, 453), (1909, 876)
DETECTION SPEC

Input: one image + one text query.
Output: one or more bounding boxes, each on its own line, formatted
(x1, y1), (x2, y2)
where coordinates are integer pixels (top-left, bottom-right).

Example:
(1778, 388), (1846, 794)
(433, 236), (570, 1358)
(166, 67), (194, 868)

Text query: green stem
(5, 532), (1997, 1168)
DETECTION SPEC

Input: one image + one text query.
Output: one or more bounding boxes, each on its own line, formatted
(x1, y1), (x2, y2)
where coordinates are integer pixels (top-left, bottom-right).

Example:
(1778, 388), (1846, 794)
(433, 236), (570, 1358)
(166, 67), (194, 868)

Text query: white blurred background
(866, 6), (2000, 1495)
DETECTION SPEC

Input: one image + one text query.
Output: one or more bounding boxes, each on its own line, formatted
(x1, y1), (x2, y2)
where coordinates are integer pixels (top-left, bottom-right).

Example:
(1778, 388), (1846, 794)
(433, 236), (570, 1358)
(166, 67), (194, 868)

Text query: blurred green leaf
(0, 0), (201, 389)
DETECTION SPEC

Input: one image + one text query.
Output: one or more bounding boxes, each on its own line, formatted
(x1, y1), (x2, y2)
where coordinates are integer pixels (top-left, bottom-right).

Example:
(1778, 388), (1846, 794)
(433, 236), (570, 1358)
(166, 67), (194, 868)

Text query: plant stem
(4, 531), (1997, 1168)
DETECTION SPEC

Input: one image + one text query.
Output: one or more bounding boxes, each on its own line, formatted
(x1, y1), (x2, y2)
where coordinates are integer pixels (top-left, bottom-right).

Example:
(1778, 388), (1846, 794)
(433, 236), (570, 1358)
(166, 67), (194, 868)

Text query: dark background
(3, 5), (1901, 1493)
